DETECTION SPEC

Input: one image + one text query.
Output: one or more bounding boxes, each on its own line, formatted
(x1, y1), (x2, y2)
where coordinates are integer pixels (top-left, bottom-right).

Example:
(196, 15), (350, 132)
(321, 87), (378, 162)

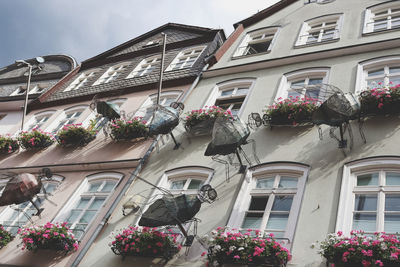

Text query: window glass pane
(357, 173), (379, 186)
(256, 177), (274, 189)
(367, 79), (385, 88)
(386, 172), (400, 185)
(242, 213), (263, 229)
(368, 69), (385, 77)
(308, 78), (323, 85)
(79, 210), (96, 224)
(267, 231), (285, 238)
(249, 196), (269, 211)
(221, 89), (234, 96)
(354, 195), (377, 211)
(44, 183), (57, 193)
(247, 41), (271, 54)
(67, 210), (81, 223)
(288, 91), (302, 99)
(75, 198), (90, 209)
(170, 180), (186, 190)
(100, 181), (116, 192)
(389, 67), (400, 74)
(385, 214), (400, 233)
(187, 179), (203, 190)
(385, 195), (400, 211)
(291, 80), (306, 88)
(88, 182), (102, 192)
(88, 198), (105, 210)
(353, 213), (376, 232)
(266, 214), (289, 230)
(72, 224), (87, 239)
(389, 76), (400, 85)
(236, 87), (249, 95)
(272, 196), (293, 211)
(278, 177), (298, 188)
(305, 89), (320, 99)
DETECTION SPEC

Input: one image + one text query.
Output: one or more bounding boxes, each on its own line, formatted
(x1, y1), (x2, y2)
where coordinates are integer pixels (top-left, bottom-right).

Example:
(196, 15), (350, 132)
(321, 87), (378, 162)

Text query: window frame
(52, 172), (123, 240)
(275, 68), (330, 101)
(227, 163), (309, 248)
(355, 56), (400, 94)
(337, 157), (400, 235)
(165, 46), (206, 72)
(126, 55), (161, 78)
(93, 62), (130, 86)
(233, 27), (280, 58)
(363, 1), (400, 34)
(295, 14), (343, 47)
(64, 70), (99, 92)
(47, 105), (88, 133)
(24, 110), (56, 131)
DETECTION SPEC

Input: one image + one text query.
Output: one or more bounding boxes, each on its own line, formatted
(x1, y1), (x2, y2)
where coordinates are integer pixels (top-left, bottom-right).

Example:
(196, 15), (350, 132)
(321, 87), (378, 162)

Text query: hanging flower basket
(204, 227), (291, 267)
(110, 118), (148, 141)
(109, 226), (181, 260)
(0, 225), (13, 249)
(0, 136), (19, 154)
(56, 124), (96, 147)
(359, 84), (400, 117)
(316, 231), (400, 267)
(18, 129), (54, 150)
(184, 106), (233, 136)
(19, 222), (79, 254)
(263, 96), (320, 127)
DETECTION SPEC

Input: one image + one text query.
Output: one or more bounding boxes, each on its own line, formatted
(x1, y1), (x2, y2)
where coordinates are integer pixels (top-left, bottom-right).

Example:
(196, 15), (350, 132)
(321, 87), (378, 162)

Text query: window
(166, 46), (205, 71)
(204, 79), (255, 117)
(10, 84), (48, 96)
(49, 105), (87, 133)
(136, 91), (182, 122)
(296, 14), (342, 46)
(143, 39), (161, 48)
(227, 163), (308, 244)
(64, 70), (98, 92)
(355, 56), (400, 93)
(233, 27), (279, 57)
(276, 68), (329, 101)
(126, 56), (160, 78)
(53, 172), (122, 239)
(364, 2), (400, 34)
(0, 176), (63, 235)
(93, 63), (129, 85)
(25, 110), (55, 131)
(337, 157), (400, 235)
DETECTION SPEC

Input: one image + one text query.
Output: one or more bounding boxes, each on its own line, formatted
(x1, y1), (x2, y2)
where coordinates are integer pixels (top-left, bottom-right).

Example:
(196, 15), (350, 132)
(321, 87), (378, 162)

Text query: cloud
(0, 0), (279, 66)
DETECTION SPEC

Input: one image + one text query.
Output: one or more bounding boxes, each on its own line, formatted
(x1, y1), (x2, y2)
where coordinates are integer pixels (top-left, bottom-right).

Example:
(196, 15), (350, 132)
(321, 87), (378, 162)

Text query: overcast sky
(0, 0), (280, 66)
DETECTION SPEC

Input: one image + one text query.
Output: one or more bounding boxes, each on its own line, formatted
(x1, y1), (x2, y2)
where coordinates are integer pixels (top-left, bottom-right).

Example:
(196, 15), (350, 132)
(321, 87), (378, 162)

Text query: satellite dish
(35, 57), (45, 64)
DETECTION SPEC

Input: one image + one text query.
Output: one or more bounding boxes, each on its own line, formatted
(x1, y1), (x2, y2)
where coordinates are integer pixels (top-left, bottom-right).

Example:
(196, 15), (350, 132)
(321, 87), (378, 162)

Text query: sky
(0, 0), (280, 66)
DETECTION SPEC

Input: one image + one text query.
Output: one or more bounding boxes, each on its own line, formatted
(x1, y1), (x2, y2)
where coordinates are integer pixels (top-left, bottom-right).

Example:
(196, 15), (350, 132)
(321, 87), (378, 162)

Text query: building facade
(79, 0), (400, 267)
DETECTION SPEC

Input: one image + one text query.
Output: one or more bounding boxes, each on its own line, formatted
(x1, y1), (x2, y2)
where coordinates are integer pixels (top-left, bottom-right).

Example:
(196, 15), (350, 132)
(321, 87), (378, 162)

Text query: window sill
(231, 50), (271, 61)
(294, 38), (340, 49)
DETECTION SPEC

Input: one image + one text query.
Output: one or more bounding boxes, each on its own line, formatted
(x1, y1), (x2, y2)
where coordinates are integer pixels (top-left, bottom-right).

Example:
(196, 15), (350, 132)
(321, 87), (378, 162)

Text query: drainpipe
(71, 137), (159, 267)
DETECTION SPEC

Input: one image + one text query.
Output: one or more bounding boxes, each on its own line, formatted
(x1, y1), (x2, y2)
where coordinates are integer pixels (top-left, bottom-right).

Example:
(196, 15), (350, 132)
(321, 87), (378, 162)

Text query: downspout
(71, 137), (159, 267)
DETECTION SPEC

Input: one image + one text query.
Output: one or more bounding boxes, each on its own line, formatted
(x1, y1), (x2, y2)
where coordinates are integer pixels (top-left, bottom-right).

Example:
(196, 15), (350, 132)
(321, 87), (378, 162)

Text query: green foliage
(18, 129), (54, 150)
(359, 84), (400, 116)
(110, 118), (148, 141)
(184, 106), (233, 127)
(56, 124), (96, 147)
(0, 225), (13, 249)
(0, 136), (19, 154)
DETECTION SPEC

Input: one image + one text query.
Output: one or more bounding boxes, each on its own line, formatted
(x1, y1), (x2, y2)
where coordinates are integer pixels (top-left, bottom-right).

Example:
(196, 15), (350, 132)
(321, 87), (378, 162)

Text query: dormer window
(296, 14), (343, 46)
(126, 56), (160, 78)
(93, 63), (129, 85)
(64, 71), (98, 92)
(142, 39), (161, 48)
(166, 46), (205, 71)
(10, 84), (48, 96)
(364, 2), (400, 34)
(233, 27), (279, 57)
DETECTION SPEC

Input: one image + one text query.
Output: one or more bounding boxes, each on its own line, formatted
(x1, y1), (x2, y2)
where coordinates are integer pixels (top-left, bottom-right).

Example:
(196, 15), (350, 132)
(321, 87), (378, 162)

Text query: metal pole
(20, 64), (32, 131)
(156, 33), (167, 105)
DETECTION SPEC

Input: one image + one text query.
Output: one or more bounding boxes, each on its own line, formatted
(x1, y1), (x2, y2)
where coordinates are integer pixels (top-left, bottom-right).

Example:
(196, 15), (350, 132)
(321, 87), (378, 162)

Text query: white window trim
(10, 83), (48, 96)
(64, 70), (99, 92)
(355, 56), (400, 94)
(203, 79), (256, 118)
(296, 14), (343, 47)
(233, 27), (280, 58)
(363, 2), (400, 34)
(126, 55), (161, 79)
(275, 68), (330, 100)
(24, 110), (56, 132)
(93, 63), (129, 86)
(165, 46), (206, 72)
(135, 90), (182, 120)
(336, 157), (400, 235)
(47, 105), (88, 133)
(53, 172), (123, 238)
(227, 163), (309, 247)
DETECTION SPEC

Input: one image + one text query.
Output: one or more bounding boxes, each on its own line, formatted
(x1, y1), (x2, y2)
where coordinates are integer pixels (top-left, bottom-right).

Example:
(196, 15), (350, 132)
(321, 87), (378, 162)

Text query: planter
(110, 119), (148, 141)
(359, 85), (400, 117)
(185, 118), (216, 136)
(18, 129), (54, 150)
(56, 124), (96, 147)
(331, 262), (399, 267)
(184, 106), (232, 136)
(0, 136), (19, 154)
(111, 246), (179, 260)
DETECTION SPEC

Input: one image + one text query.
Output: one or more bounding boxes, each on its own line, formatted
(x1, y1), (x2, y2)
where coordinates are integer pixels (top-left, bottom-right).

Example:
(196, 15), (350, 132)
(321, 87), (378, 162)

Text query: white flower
(238, 247), (244, 251)
(214, 245), (221, 251)
(229, 246), (236, 252)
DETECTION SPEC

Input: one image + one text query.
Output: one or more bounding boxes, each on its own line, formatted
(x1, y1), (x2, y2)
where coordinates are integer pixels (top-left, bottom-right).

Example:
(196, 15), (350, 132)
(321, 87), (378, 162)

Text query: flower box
(317, 231), (400, 267)
(359, 85), (400, 117)
(263, 96), (319, 127)
(109, 226), (180, 260)
(56, 124), (96, 147)
(0, 136), (19, 154)
(110, 118), (148, 141)
(205, 227), (291, 267)
(184, 106), (233, 136)
(19, 222), (79, 254)
(0, 225), (13, 249)
(18, 129), (54, 150)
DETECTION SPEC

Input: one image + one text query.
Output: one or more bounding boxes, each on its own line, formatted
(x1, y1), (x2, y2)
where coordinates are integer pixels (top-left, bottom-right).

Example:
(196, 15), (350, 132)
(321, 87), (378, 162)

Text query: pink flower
(233, 255), (240, 259)
(375, 260), (384, 267)
(201, 251), (207, 257)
